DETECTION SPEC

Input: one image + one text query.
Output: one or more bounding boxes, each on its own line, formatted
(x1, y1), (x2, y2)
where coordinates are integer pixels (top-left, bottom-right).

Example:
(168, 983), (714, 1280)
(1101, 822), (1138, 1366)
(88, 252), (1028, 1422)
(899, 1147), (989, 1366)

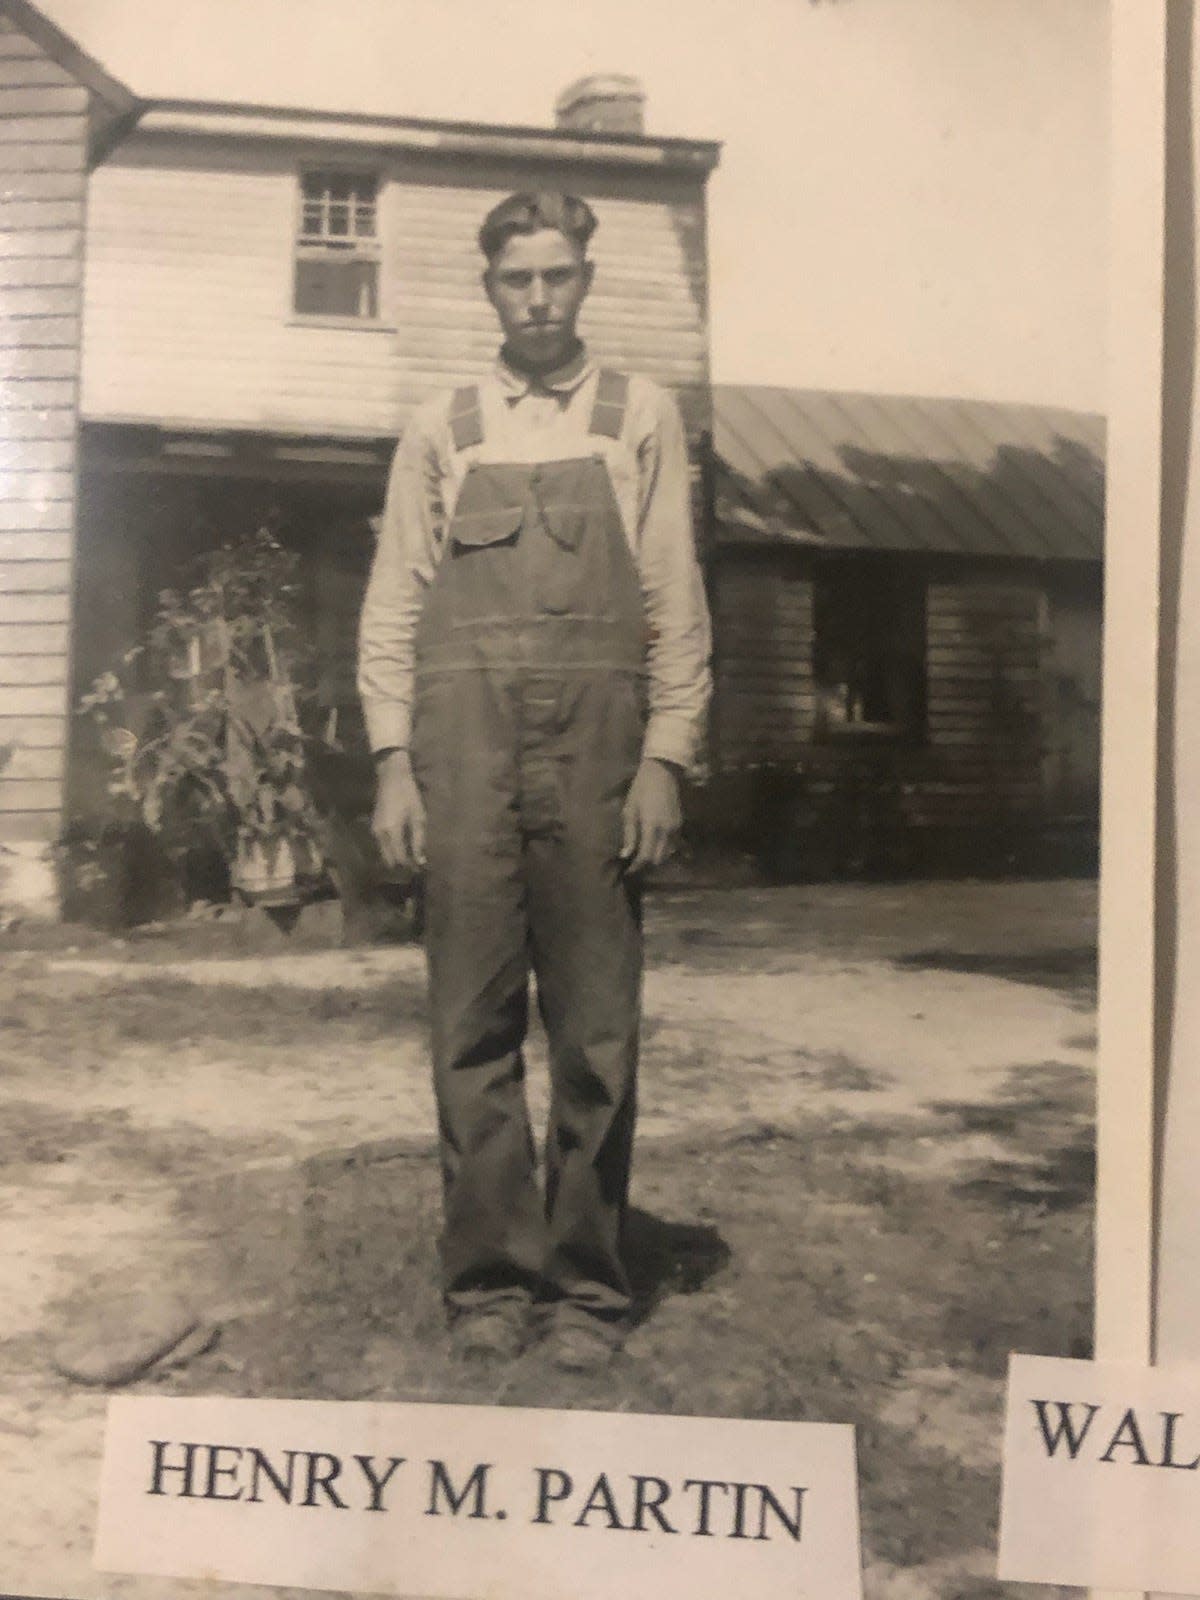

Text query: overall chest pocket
(448, 503), (524, 551)
(535, 505), (588, 552)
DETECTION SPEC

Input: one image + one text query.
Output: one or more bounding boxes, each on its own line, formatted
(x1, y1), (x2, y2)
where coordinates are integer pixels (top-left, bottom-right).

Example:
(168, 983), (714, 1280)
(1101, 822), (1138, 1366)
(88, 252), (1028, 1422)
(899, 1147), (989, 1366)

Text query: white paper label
(95, 1395), (863, 1600)
(1000, 1353), (1200, 1594)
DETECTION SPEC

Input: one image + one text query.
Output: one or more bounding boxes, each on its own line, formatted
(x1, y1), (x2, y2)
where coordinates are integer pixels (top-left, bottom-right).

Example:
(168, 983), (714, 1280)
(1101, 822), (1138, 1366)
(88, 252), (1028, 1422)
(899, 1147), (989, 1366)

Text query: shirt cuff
(362, 700), (412, 756)
(641, 714), (700, 775)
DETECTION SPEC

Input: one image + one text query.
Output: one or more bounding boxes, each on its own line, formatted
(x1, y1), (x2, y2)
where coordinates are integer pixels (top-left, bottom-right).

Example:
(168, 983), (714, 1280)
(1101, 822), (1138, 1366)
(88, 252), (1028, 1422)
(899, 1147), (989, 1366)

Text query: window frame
(811, 556), (929, 746)
(289, 164), (393, 331)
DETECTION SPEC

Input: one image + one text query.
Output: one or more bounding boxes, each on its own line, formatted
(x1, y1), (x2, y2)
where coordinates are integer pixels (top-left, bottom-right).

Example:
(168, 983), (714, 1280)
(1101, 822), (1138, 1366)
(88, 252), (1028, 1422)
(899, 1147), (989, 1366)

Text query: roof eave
(133, 99), (722, 175)
(0, 0), (144, 167)
(0, 0), (136, 113)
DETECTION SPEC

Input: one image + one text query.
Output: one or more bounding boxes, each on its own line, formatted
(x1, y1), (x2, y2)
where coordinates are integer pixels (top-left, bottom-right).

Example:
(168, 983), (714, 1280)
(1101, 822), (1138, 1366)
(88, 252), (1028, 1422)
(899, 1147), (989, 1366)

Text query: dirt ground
(0, 878), (1095, 1600)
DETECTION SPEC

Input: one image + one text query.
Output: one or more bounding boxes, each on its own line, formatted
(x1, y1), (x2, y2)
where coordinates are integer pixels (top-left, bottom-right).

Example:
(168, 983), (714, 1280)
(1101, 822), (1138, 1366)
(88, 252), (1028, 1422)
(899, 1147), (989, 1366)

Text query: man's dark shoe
(541, 1315), (622, 1374)
(449, 1302), (528, 1363)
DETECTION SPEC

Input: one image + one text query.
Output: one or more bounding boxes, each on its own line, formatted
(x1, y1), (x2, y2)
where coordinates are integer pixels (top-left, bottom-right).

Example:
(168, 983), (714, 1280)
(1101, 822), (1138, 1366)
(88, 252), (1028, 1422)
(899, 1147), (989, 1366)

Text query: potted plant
(80, 526), (332, 910)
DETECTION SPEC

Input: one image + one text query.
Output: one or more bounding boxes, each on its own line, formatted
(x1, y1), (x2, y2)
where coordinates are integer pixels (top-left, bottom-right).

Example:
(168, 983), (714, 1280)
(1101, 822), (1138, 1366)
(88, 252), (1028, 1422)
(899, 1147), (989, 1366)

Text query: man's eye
(544, 270), (574, 286)
(500, 273), (533, 289)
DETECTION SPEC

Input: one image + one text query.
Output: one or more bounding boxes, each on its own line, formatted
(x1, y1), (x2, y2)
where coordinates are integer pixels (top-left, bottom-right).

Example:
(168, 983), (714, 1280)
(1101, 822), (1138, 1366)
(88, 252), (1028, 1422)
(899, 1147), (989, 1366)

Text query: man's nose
(527, 274), (550, 314)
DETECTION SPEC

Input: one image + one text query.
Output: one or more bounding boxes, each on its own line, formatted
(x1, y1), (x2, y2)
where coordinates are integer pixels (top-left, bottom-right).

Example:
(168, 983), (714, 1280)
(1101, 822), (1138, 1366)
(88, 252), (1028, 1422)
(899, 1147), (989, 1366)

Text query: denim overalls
(410, 372), (647, 1330)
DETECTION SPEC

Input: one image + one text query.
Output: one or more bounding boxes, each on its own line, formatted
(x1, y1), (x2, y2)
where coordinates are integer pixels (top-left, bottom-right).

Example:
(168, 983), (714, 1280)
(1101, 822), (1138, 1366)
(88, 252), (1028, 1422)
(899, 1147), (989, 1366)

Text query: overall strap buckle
(589, 370), (630, 440)
(448, 385), (484, 451)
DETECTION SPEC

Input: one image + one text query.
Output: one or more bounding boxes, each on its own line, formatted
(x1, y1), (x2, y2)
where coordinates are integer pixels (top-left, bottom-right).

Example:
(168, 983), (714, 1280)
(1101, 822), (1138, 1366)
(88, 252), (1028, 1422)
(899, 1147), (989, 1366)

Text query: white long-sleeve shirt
(358, 347), (712, 771)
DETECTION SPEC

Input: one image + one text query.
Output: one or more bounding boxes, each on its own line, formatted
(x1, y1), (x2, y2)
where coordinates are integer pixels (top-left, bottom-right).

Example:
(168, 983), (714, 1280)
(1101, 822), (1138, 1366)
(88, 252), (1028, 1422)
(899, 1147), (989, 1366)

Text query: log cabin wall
(0, 11), (89, 895)
(920, 578), (1045, 828)
(711, 552), (814, 769)
(709, 550), (1098, 851)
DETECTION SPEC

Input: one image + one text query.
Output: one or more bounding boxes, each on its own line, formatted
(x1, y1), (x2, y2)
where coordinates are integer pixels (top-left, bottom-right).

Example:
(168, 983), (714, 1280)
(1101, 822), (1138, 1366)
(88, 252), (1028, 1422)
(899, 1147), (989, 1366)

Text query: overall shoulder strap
(448, 385), (484, 451)
(589, 369), (630, 440)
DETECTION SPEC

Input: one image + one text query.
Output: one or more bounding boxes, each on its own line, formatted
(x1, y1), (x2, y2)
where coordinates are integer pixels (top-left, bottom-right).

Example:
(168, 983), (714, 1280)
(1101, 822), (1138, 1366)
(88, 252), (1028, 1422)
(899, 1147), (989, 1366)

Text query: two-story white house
(0, 0), (719, 910)
(1, 0), (1104, 914)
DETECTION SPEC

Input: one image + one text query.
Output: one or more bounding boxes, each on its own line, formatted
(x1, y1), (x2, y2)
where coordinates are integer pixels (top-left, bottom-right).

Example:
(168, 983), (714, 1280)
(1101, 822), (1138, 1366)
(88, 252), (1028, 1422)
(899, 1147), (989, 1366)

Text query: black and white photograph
(0, 1), (1114, 1595)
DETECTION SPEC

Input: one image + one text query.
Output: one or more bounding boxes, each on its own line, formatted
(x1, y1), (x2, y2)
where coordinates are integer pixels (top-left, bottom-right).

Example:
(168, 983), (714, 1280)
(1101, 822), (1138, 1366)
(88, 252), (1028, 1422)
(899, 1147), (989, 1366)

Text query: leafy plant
(80, 526), (333, 901)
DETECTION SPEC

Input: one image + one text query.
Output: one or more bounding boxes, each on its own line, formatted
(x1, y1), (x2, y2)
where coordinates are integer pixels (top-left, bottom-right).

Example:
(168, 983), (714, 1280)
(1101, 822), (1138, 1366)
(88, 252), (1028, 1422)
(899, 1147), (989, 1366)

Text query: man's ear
(482, 266), (497, 309)
(580, 257), (596, 297)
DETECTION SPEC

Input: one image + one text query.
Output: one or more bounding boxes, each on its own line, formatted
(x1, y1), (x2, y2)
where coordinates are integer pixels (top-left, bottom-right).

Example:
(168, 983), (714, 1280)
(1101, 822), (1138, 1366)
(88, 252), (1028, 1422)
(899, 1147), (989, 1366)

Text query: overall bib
(409, 373), (647, 1329)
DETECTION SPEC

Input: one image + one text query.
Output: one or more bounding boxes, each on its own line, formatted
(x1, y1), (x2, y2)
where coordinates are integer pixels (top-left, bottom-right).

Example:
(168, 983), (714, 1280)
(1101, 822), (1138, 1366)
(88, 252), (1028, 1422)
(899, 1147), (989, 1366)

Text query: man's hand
(620, 758), (683, 874)
(372, 750), (427, 872)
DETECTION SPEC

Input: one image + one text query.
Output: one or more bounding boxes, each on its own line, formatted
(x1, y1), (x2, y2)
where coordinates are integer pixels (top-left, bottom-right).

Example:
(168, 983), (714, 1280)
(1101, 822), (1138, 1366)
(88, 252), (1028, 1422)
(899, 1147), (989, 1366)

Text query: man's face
(484, 227), (594, 373)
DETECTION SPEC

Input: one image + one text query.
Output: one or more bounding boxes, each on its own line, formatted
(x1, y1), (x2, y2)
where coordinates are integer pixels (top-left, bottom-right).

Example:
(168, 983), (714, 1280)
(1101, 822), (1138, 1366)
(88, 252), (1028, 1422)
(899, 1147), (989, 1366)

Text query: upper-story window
(293, 169), (381, 321)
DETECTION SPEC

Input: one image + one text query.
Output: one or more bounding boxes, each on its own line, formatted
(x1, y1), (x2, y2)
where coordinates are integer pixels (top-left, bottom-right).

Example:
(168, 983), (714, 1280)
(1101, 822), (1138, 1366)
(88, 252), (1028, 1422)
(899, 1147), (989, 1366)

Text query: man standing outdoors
(358, 190), (711, 1371)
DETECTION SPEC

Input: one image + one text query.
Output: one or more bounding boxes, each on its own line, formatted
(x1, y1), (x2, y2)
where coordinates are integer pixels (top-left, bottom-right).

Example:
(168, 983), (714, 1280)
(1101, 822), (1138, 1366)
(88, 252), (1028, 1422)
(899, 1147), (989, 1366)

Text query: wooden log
(0, 558), (70, 591)
(0, 197), (83, 230)
(0, 530), (71, 560)
(0, 777), (62, 811)
(0, 620), (69, 655)
(3, 590), (69, 623)
(0, 57), (79, 88)
(0, 502), (74, 532)
(0, 809), (60, 842)
(0, 228), (81, 259)
(0, 315), (80, 349)
(0, 142), (83, 174)
(0, 404), (76, 435)
(0, 255), (79, 291)
(0, 345), (78, 380)
(0, 469), (75, 503)
(0, 169), (86, 202)
(0, 114), (87, 145)
(0, 85), (88, 114)
(0, 656), (69, 687)
(2, 743), (64, 781)
(0, 713), (64, 747)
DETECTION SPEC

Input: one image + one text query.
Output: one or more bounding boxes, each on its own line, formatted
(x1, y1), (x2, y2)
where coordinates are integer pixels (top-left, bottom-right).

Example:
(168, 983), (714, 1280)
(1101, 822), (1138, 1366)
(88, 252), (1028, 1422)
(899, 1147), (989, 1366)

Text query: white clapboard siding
(81, 139), (710, 439)
(0, 12), (86, 848)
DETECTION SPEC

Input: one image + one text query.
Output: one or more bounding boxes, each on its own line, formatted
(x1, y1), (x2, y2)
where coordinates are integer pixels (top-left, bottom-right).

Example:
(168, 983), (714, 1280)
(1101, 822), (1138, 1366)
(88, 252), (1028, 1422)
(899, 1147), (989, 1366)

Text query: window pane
(300, 173), (377, 233)
(294, 255), (379, 319)
(813, 561), (926, 735)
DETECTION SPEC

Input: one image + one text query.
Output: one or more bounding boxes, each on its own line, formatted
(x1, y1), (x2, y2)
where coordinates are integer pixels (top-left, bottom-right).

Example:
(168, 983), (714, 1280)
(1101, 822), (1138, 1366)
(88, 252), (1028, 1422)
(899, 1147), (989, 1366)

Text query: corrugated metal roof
(711, 386), (1105, 562)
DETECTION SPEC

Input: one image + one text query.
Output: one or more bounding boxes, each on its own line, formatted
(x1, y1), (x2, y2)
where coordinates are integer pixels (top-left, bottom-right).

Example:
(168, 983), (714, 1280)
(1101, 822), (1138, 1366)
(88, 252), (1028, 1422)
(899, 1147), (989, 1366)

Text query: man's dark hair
(478, 190), (598, 263)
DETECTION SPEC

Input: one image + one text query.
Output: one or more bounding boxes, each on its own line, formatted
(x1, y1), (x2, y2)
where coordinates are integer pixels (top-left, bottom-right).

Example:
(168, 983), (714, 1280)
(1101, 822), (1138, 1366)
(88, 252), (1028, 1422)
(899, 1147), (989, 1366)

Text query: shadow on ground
(625, 1208), (732, 1319)
(929, 1060), (1096, 1215)
(894, 946), (1097, 1006)
(1, 880), (1097, 1600)
(163, 1144), (731, 1407)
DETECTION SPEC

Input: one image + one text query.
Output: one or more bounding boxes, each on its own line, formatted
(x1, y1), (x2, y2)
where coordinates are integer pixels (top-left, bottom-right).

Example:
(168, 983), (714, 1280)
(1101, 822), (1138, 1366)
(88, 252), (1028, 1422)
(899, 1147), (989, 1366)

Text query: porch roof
(711, 387), (1106, 563)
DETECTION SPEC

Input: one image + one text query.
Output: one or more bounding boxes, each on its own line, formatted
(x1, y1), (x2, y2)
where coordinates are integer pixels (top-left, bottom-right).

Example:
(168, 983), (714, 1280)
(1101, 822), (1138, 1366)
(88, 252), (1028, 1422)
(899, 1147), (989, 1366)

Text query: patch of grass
(815, 1052), (889, 1092)
(930, 1060), (1096, 1215)
(0, 976), (426, 1073)
(0, 882), (1096, 1597)
(155, 1099), (1090, 1580)
(0, 1097), (289, 1178)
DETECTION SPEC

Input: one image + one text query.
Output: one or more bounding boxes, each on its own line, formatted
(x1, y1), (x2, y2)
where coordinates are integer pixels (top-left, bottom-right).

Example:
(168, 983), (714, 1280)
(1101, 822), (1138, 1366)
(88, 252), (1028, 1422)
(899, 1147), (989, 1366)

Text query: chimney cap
(555, 73), (646, 134)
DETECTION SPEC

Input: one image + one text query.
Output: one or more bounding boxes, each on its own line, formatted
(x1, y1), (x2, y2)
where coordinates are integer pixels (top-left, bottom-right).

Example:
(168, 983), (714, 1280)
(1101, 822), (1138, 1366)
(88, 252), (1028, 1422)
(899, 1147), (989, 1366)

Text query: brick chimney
(554, 74), (646, 136)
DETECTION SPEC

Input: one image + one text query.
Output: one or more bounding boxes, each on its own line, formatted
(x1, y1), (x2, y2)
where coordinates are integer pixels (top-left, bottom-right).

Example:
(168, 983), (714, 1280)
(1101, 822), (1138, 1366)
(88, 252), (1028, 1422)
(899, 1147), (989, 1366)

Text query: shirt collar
(494, 343), (595, 401)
